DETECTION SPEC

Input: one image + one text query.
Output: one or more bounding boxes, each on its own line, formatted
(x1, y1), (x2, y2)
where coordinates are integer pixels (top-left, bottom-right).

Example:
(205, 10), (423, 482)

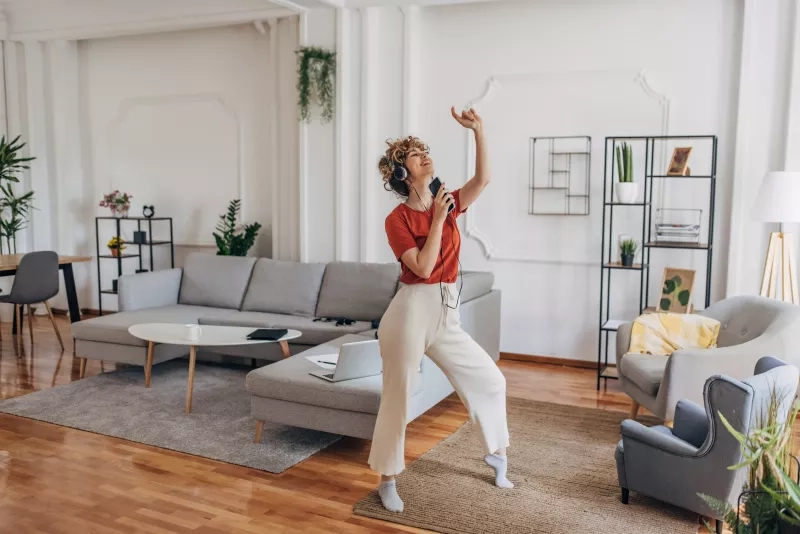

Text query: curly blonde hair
(378, 136), (430, 198)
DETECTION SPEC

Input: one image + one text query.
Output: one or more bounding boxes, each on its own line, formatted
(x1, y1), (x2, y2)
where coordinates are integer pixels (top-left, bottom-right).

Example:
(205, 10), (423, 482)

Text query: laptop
(309, 340), (382, 382)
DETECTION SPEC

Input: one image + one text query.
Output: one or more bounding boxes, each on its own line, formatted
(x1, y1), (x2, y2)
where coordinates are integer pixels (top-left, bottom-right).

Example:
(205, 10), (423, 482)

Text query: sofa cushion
(458, 271), (494, 303)
(241, 258), (326, 317)
(71, 305), (243, 347)
(315, 262), (399, 321)
(178, 253), (256, 309)
(245, 334), (422, 414)
(197, 311), (373, 346)
(619, 353), (668, 397)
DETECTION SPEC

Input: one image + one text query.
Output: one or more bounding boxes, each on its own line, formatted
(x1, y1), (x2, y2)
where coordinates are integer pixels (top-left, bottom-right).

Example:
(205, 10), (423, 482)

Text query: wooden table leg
(145, 341), (154, 388)
(185, 345), (197, 413)
(254, 420), (265, 443)
(279, 340), (290, 359)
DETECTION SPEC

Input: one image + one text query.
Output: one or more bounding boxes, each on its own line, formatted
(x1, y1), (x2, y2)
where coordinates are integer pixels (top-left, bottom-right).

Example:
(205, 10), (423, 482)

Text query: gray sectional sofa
(71, 252), (502, 438)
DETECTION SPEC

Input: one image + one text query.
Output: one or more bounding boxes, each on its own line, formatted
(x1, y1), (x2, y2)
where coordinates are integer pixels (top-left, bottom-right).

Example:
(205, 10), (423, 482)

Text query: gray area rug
(354, 398), (698, 534)
(0, 361), (341, 473)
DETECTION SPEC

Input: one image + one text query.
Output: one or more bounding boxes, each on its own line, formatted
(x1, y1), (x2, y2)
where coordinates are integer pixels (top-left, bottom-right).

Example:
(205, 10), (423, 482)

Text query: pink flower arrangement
(99, 190), (133, 217)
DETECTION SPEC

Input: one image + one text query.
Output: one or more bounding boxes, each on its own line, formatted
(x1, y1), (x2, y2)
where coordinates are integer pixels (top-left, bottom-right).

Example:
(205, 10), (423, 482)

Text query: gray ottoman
(245, 333), (450, 440)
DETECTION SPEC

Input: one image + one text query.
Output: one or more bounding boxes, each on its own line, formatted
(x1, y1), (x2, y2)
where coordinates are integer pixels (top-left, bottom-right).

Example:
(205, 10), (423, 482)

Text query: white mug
(186, 324), (201, 340)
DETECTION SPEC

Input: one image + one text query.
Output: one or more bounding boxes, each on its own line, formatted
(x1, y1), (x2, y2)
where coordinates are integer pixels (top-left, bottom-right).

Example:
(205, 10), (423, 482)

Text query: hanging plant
(296, 46), (336, 124)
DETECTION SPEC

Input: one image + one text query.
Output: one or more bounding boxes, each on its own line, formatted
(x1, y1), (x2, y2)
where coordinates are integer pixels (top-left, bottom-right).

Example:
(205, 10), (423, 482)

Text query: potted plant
(107, 236), (126, 257)
(0, 135), (36, 254)
(619, 238), (638, 267)
(212, 199), (261, 256)
(615, 142), (638, 203)
(99, 190), (133, 217)
(700, 388), (798, 533)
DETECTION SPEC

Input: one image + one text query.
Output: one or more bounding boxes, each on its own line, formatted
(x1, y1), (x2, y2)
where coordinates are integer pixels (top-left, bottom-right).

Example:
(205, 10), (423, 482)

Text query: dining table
(0, 254), (92, 332)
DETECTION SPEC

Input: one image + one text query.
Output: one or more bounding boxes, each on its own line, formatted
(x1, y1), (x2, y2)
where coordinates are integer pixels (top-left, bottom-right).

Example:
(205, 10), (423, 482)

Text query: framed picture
(666, 147), (692, 176)
(658, 267), (695, 313)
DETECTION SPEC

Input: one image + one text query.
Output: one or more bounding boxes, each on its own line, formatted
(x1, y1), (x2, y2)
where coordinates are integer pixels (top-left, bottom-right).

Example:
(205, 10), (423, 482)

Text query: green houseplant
(213, 199), (261, 257)
(296, 46), (336, 124)
(619, 238), (638, 267)
(0, 135), (36, 254)
(700, 388), (798, 533)
(614, 142), (638, 203)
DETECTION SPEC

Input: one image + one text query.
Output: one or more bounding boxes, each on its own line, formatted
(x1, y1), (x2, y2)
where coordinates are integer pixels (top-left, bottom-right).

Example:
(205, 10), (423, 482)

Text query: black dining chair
(0, 251), (65, 352)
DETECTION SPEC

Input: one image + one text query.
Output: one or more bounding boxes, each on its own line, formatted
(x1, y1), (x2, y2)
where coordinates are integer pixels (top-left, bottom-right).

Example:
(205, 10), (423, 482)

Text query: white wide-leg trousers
(368, 282), (510, 476)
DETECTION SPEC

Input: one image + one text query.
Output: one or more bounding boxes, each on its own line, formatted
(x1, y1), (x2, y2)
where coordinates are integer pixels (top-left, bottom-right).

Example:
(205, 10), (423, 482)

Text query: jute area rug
(354, 398), (699, 534)
(0, 361), (340, 473)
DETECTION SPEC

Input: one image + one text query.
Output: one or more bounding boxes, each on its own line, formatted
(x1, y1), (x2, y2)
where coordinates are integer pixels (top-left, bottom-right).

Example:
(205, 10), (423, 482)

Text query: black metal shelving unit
(597, 135), (717, 389)
(529, 136), (591, 216)
(95, 216), (174, 315)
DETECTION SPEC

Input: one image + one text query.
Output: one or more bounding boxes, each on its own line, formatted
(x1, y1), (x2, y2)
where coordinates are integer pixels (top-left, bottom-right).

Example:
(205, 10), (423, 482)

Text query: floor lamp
(752, 171), (800, 304)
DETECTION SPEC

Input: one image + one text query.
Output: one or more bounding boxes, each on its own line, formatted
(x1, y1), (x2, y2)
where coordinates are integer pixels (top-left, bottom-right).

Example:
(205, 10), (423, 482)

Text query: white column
(359, 7), (378, 262)
(334, 7), (352, 261)
(784, 0), (800, 170)
(298, 12), (309, 262)
(401, 5), (420, 136)
(23, 41), (53, 253)
(725, 0), (795, 297)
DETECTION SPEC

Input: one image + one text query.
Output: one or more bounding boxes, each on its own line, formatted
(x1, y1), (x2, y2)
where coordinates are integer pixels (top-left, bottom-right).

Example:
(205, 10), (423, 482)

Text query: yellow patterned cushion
(628, 313), (720, 356)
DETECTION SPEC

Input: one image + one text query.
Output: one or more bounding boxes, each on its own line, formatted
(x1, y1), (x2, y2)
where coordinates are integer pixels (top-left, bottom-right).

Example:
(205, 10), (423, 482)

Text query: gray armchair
(615, 356), (799, 533)
(617, 295), (800, 421)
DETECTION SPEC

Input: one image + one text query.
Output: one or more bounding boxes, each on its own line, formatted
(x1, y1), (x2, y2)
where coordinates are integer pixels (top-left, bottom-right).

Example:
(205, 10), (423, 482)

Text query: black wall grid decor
(96, 216), (174, 315)
(596, 135), (718, 389)
(529, 136), (591, 216)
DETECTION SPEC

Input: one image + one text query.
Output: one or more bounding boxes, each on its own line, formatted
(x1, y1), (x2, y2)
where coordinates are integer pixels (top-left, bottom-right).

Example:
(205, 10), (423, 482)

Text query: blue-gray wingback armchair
(615, 356), (799, 534)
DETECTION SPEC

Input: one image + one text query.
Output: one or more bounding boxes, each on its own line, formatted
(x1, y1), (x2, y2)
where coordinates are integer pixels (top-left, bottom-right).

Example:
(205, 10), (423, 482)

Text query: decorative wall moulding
(463, 68), (671, 264)
(106, 93), (244, 247)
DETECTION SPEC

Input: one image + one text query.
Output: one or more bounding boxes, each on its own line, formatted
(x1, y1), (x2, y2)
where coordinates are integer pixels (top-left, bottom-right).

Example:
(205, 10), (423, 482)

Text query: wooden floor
(0, 315), (670, 533)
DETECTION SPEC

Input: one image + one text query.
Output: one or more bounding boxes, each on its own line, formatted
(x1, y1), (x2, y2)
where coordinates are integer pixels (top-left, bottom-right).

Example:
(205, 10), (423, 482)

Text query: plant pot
(615, 182), (639, 204)
(110, 248), (120, 257)
(779, 515), (800, 534)
(620, 254), (634, 267)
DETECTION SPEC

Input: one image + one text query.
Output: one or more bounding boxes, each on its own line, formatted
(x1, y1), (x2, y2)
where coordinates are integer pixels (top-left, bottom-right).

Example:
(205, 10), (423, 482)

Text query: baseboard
(500, 352), (616, 370)
(52, 307), (108, 317)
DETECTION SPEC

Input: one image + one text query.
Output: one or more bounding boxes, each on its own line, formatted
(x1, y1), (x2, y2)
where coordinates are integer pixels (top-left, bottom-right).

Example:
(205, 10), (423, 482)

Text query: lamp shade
(752, 171), (800, 223)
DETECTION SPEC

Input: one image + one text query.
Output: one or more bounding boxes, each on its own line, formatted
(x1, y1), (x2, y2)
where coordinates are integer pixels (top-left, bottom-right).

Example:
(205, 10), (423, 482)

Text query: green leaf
(677, 289), (691, 306)
(659, 298), (671, 311)
(663, 279), (676, 294)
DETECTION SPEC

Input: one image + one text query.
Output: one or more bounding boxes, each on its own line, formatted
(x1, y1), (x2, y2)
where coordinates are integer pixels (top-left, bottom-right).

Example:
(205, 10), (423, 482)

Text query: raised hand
(451, 106), (483, 132)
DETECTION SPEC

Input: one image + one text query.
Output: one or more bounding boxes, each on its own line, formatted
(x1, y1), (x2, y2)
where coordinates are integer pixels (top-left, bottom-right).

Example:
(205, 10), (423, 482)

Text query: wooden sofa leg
(629, 400), (640, 420)
(79, 357), (87, 379)
(254, 420), (265, 443)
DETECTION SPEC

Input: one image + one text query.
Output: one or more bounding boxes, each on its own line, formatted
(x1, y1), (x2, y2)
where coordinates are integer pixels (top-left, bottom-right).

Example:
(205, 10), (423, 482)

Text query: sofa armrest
(616, 322), (633, 363)
(657, 340), (770, 420)
(672, 399), (709, 448)
(621, 420), (699, 456)
(118, 268), (182, 311)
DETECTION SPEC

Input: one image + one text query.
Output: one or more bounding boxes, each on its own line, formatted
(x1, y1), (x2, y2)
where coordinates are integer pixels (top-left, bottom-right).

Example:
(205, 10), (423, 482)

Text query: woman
(368, 106), (512, 513)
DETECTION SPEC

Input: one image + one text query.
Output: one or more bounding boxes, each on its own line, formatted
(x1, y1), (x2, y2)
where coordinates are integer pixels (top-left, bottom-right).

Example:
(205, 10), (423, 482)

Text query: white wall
(316, 0), (745, 362)
(2, 19), (299, 314)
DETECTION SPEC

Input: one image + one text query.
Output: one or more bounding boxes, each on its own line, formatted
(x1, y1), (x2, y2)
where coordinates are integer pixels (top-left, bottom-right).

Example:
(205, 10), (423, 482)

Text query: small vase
(615, 182), (639, 204)
(110, 248), (120, 257)
(620, 254), (634, 267)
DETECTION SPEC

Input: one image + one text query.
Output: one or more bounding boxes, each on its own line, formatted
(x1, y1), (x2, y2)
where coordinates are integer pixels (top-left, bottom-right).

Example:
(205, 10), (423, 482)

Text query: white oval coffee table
(128, 323), (301, 413)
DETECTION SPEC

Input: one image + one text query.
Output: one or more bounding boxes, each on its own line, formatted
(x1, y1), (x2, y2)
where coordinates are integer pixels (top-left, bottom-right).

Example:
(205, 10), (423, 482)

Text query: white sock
(484, 453), (514, 489)
(378, 480), (404, 512)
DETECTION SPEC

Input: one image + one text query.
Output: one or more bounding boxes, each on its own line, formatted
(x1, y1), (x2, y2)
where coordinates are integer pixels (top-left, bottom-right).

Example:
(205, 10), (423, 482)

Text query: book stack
(654, 209), (702, 244)
(654, 223), (701, 243)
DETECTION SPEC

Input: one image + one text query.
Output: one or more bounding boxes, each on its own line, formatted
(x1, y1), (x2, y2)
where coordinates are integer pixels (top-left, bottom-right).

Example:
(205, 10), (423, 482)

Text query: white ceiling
(0, 0), (498, 40)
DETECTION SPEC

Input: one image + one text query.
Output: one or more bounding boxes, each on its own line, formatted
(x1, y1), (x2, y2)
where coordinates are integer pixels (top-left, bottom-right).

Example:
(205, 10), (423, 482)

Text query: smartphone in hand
(429, 177), (455, 213)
